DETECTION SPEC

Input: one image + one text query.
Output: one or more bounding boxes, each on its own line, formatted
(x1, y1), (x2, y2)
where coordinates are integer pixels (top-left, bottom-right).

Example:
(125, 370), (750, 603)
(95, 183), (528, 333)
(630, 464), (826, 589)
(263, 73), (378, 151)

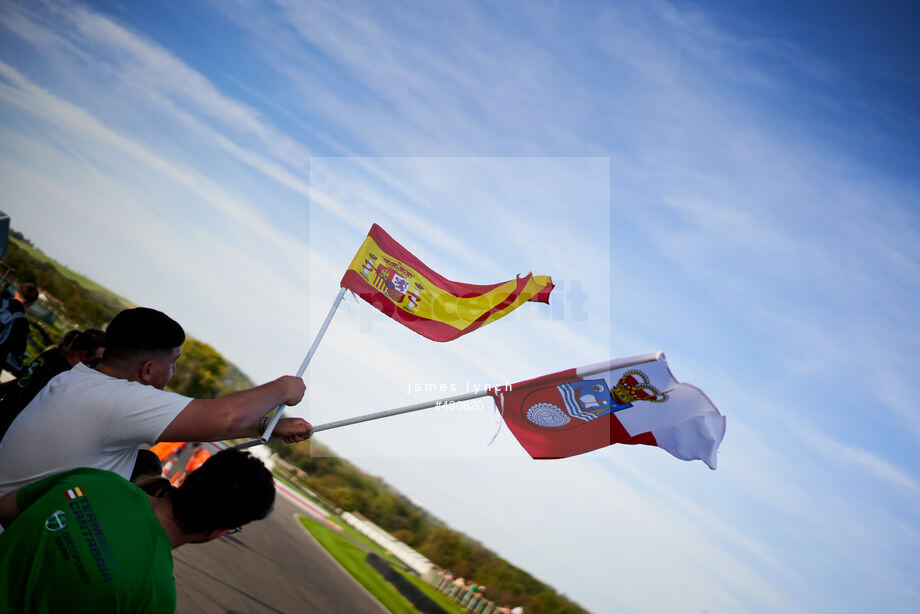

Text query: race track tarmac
(173, 494), (388, 614)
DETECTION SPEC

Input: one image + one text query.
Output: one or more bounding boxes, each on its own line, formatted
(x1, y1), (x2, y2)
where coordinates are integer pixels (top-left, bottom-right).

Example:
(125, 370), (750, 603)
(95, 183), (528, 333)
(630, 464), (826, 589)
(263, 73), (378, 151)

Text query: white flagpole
(235, 352), (663, 448)
(313, 389), (488, 433)
(234, 389), (489, 450)
(236, 287), (347, 449)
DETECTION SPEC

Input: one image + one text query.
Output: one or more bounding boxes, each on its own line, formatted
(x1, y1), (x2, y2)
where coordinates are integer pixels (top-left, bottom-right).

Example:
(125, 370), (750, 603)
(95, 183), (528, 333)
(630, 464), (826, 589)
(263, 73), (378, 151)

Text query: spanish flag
(341, 224), (554, 342)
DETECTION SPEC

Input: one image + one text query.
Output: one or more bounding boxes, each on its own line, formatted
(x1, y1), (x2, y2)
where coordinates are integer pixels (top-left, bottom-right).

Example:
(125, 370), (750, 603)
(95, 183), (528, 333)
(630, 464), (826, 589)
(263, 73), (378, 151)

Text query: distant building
(341, 511), (435, 577)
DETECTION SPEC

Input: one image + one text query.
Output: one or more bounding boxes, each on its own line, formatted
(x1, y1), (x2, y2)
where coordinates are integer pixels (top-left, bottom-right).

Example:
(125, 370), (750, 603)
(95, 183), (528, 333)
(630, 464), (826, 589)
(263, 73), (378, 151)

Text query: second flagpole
(234, 388), (492, 450)
(235, 353), (664, 449)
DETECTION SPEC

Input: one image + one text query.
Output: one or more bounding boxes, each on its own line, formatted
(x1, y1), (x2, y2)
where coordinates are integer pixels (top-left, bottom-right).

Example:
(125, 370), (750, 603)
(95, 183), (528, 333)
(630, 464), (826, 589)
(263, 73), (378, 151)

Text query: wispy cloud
(786, 417), (919, 494)
(3, 0), (919, 612)
(0, 60), (313, 261)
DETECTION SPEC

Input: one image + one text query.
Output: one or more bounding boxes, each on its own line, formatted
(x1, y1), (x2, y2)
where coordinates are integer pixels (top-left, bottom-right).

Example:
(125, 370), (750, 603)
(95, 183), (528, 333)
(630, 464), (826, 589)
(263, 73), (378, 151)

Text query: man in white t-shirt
(0, 307), (311, 497)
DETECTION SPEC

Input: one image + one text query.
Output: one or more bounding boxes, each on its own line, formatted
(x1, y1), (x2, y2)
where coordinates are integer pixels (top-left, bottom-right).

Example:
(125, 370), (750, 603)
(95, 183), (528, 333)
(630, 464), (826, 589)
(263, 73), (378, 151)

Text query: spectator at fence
(150, 441), (187, 476)
(0, 328), (105, 440)
(131, 447), (174, 497)
(0, 449), (275, 613)
(169, 443), (212, 487)
(0, 282), (39, 376)
(0, 307), (311, 498)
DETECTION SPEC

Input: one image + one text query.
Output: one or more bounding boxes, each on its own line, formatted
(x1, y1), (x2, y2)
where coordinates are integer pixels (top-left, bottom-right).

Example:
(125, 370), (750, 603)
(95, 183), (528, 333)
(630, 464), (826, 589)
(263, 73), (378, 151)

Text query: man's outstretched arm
(159, 376), (311, 444)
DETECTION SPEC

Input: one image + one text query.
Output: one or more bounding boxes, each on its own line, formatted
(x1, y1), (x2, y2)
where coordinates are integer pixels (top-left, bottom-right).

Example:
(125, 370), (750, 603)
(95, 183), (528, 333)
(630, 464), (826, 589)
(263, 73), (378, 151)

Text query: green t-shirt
(0, 468), (175, 613)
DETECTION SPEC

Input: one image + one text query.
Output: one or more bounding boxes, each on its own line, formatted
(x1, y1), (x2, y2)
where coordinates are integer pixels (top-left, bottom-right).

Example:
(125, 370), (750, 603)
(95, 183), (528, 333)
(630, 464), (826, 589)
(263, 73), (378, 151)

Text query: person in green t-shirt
(0, 448), (275, 613)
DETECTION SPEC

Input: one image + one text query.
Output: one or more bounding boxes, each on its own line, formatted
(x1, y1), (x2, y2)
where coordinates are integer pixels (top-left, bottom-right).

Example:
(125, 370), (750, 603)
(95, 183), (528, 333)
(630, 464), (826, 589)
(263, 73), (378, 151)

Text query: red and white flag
(488, 353), (726, 468)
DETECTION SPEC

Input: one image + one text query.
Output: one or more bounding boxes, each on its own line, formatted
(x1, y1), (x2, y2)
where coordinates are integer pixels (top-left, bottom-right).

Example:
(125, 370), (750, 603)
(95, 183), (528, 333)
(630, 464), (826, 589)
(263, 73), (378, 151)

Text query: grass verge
(322, 515), (407, 568)
(299, 515), (467, 614)
(394, 571), (465, 614)
(299, 515), (417, 614)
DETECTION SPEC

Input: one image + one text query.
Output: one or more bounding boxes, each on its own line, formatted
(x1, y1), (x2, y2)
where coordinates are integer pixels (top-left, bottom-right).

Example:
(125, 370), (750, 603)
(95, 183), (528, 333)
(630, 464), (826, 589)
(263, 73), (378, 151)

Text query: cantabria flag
(488, 353), (726, 468)
(341, 224), (554, 342)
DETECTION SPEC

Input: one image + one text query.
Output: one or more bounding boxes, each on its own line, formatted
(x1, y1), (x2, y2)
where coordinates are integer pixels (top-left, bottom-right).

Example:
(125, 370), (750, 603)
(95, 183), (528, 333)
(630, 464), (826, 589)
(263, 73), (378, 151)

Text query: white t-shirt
(0, 363), (191, 497)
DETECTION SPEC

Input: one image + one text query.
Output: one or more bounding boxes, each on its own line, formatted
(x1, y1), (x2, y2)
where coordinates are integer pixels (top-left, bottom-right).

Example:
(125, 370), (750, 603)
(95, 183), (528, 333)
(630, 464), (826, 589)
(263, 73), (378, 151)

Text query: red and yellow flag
(341, 224), (554, 341)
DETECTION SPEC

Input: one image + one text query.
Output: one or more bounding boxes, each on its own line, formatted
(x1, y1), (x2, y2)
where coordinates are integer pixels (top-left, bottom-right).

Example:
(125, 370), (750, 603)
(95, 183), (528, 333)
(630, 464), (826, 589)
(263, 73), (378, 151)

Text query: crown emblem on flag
(613, 370), (668, 403)
(382, 256), (416, 280)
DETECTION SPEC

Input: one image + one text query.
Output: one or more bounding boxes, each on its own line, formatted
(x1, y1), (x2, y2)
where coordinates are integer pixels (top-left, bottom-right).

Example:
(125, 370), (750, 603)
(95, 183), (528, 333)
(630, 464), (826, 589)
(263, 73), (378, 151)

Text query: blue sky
(1, 1), (919, 612)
